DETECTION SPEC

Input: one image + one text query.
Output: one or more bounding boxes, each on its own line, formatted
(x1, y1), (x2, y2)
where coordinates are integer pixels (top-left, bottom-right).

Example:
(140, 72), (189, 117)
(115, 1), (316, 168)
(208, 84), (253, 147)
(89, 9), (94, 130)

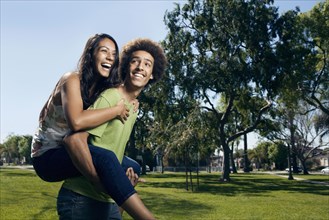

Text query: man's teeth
(134, 73), (144, 78)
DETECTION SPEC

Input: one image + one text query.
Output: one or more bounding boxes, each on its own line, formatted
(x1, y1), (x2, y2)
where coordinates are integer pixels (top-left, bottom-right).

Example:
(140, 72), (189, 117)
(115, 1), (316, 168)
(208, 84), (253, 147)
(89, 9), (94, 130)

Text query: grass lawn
(1, 168), (328, 220)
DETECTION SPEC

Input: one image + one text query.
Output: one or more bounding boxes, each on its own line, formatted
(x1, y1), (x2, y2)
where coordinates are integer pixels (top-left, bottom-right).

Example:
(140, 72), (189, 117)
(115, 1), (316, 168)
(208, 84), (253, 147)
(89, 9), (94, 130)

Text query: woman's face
(93, 38), (117, 78)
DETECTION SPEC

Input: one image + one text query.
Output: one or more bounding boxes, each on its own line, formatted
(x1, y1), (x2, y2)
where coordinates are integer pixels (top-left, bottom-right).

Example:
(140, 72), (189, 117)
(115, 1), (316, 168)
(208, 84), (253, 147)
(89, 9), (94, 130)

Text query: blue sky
(0, 0), (323, 144)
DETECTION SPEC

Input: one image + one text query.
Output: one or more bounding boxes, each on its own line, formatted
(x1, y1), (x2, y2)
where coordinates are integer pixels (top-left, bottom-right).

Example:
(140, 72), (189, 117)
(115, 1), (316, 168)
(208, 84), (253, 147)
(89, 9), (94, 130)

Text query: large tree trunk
(230, 142), (237, 173)
(220, 143), (231, 182)
(288, 115), (295, 180)
(287, 144), (294, 180)
(300, 159), (309, 175)
(243, 133), (250, 172)
(185, 146), (189, 190)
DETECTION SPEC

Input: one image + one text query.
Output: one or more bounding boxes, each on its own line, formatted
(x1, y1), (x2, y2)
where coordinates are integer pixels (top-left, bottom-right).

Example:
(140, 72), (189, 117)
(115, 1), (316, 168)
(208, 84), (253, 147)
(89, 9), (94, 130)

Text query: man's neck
(118, 84), (143, 101)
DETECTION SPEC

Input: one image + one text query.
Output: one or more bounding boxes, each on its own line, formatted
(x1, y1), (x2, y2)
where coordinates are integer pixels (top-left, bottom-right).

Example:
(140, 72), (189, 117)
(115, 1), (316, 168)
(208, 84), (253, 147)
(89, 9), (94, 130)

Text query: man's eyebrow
(132, 56), (153, 64)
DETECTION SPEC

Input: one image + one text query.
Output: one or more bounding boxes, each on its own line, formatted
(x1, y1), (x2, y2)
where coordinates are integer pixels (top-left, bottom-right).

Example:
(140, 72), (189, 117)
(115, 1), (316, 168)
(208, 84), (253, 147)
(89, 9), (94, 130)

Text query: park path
(266, 171), (329, 187)
(0, 165), (34, 171)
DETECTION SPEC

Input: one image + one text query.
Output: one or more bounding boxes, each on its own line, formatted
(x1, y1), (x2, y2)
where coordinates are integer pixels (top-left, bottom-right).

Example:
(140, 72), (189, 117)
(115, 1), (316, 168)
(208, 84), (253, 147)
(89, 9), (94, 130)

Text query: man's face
(126, 50), (154, 89)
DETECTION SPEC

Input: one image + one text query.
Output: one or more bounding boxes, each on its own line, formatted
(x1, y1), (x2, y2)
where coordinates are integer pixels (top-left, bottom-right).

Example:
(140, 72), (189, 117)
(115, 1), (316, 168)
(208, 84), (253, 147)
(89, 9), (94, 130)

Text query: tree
(264, 99), (328, 175)
(268, 141), (288, 170)
(298, 1), (329, 116)
(292, 106), (329, 174)
(250, 142), (271, 170)
(258, 1), (328, 177)
(162, 0), (292, 181)
(0, 134), (32, 164)
(313, 112), (329, 143)
(18, 135), (33, 164)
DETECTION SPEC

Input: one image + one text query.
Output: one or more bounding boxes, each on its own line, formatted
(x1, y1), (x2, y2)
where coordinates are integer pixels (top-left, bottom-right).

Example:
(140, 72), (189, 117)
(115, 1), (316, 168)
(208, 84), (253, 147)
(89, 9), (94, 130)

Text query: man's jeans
(57, 187), (122, 220)
(32, 145), (137, 206)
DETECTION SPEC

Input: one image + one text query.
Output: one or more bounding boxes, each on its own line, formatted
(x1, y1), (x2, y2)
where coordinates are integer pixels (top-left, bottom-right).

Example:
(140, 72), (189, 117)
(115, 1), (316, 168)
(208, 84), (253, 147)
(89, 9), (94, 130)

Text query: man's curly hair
(120, 38), (167, 86)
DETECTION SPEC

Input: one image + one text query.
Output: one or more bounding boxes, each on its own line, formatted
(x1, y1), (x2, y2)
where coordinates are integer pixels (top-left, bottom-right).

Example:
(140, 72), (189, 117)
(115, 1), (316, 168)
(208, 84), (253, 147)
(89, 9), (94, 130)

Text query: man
(57, 38), (167, 220)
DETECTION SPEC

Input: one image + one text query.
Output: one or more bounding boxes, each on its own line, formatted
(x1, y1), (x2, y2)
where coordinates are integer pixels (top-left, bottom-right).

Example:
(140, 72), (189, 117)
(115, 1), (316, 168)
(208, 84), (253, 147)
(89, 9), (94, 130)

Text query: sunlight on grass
(0, 168), (62, 219)
(293, 174), (329, 182)
(1, 168), (328, 220)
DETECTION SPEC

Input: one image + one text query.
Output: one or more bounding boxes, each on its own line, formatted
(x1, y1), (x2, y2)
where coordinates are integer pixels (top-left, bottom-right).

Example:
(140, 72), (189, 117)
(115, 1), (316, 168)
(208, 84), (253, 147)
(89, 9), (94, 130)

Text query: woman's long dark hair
(78, 33), (121, 109)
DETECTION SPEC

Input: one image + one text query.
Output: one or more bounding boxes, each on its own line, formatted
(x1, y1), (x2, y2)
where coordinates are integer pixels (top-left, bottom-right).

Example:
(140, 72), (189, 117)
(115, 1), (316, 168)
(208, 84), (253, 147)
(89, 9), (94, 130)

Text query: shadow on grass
(0, 169), (36, 177)
(144, 173), (329, 197)
(141, 191), (212, 216)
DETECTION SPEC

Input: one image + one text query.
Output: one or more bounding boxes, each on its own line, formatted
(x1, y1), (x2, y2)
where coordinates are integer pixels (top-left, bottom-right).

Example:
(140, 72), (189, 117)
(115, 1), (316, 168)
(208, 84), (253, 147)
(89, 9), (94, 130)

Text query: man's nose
(137, 61), (144, 70)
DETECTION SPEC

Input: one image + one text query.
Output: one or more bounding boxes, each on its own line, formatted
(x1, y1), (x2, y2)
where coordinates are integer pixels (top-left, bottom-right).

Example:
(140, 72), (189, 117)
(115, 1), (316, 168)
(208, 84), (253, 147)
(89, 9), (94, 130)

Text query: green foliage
(268, 141), (288, 170)
(0, 134), (32, 164)
(313, 112), (329, 141)
(297, 1), (329, 115)
(249, 141), (272, 170)
(162, 0), (289, 181)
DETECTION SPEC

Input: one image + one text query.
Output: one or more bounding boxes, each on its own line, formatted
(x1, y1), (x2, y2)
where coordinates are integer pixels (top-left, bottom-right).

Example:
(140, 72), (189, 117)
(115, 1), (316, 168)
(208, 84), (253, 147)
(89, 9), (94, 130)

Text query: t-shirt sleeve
(87, 94), (114, 138)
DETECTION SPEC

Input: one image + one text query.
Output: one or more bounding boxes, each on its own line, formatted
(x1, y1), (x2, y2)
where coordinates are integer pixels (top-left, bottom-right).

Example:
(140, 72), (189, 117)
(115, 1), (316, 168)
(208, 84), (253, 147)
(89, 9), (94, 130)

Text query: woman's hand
(115, 99), (130, 124)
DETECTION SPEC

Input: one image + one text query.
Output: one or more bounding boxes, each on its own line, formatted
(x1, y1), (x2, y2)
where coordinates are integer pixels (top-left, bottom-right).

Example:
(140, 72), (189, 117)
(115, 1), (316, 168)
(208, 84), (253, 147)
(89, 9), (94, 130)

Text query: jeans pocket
(57, 188), (91, 220)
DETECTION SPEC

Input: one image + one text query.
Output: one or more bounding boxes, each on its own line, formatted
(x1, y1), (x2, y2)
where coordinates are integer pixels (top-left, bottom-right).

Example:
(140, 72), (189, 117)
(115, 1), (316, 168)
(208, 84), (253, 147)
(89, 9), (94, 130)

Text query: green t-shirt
(62, 88), (137, 202)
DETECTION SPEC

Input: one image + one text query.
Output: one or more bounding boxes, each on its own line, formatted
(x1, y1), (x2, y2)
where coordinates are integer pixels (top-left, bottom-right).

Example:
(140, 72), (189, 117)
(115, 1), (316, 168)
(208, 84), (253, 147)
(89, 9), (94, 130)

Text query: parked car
(285, 167), (303, 173)
(321, 167), (329, 174)
(142, 165), (150, 173)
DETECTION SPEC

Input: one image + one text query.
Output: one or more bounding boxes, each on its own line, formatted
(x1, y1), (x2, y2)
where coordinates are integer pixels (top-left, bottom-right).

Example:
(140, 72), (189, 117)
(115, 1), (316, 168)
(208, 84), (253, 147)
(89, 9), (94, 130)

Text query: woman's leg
(32, 145), (139, 182)
(87, 145), (137, 204)
(122, 156), (141, 176)
(32, 148), (81, 182)
(83, 145), (155, 219)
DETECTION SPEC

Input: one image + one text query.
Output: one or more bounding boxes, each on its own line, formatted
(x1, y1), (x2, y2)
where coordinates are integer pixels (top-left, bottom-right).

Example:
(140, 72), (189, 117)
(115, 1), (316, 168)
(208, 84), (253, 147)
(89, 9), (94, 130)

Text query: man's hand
(126, 167), (146, 187)
(126, 167), (138, 186)
(132, 99), (139, 113)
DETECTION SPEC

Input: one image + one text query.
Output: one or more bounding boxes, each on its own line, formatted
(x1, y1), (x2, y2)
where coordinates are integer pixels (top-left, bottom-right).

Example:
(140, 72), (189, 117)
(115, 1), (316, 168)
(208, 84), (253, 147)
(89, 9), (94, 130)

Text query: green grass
(1, 168), (328, 220)
(0, 168), (62, 219)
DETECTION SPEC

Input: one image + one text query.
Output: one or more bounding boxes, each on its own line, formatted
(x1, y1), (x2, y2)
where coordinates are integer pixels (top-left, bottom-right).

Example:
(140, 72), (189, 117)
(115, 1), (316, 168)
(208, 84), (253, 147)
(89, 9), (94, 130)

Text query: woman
(31, 33), (151, 219)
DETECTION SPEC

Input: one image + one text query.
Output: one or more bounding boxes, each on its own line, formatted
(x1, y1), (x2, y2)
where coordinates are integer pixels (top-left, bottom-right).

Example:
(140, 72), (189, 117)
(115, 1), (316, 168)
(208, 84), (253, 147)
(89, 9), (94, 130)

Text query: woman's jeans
(32, 145), (138, 206)
(57, 187), (122, 220)
(122, 155), (141, 176)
